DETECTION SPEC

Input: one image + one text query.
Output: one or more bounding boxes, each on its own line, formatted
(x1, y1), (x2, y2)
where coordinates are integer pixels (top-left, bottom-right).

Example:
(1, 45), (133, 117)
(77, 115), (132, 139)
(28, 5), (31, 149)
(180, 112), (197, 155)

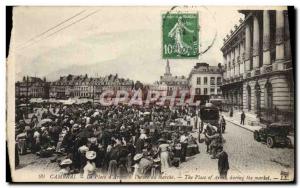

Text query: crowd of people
(15, 103), (205, 179)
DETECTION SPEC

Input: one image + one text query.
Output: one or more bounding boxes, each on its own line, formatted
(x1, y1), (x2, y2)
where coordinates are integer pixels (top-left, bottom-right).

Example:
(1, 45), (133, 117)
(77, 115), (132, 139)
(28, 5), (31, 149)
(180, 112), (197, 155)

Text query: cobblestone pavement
(166, 121), (294, 182)
(16, 121), (294, 182)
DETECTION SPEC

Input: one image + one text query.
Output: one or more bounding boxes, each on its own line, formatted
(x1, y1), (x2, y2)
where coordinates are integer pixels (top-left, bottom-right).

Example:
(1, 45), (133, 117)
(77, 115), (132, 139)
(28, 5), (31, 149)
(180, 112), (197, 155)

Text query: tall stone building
(188, 62), (223, 97)
(221, 8), (294, 123)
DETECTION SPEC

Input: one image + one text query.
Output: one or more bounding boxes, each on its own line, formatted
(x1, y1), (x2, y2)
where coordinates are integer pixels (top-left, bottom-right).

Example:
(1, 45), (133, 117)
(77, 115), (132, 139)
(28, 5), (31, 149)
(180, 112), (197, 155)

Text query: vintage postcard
(6, 6), (295, 183)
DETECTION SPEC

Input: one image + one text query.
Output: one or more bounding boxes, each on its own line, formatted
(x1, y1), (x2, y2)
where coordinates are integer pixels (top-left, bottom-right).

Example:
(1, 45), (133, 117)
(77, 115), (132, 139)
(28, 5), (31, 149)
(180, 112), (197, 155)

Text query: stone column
(223, 54), (227, 79)
(236, 44), (240, 76)
(244, 23), (251, 72)
(240, 41), (245, 74)
(231, 49), (235, 77)
(234, 46), (236, 76)
(284, 11), (291, 59)
(227, 52), (231, 78)
(240, 88), (243, 109)
(275, 10), (285, 61)
(263, 10), (271, 65)
(234, 47), (237, 77)
(252, 14), (260, 69)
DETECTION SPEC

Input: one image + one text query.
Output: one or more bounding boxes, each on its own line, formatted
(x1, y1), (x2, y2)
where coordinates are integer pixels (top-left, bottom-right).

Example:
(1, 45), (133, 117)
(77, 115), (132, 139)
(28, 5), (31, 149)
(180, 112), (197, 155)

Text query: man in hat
(59, 159), (72, 175)
(203, 123), (218, 154)
(219, 115), (226, 133)
(240, 111), (245, 125)
(132, 153), (143, 178)
(216, 146), (229, 179)
(78, 143), (89, 173)
(179, 131), (188, 162)
(207, 131), (223, 159)
(133, 153), (152, 178)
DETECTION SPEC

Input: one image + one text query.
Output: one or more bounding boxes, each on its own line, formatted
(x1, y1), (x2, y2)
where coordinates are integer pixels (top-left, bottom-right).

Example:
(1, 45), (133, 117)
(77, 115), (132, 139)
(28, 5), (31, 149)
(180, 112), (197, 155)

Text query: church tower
(164, 59), (172, 77)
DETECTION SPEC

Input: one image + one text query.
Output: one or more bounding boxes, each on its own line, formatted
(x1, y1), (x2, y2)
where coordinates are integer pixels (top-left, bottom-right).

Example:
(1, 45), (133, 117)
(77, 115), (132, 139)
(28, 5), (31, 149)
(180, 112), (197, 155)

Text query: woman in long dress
(158, 138), (170, 174)
(83, 151), (97, 178)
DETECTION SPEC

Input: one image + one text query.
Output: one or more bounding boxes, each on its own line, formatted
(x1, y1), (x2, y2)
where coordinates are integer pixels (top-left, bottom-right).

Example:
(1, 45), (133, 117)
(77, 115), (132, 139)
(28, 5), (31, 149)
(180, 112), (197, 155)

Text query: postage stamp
(162, 13), (199, 59)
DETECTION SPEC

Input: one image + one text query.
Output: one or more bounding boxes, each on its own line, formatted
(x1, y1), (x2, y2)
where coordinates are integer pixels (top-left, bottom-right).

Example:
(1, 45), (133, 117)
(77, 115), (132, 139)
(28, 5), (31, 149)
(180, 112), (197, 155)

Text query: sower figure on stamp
(168, 16), (194, 55)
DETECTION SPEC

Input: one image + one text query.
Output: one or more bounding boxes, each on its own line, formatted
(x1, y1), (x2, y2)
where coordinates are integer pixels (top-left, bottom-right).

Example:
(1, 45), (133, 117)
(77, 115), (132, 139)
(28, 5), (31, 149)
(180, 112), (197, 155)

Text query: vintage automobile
(253, 122), (292, 148)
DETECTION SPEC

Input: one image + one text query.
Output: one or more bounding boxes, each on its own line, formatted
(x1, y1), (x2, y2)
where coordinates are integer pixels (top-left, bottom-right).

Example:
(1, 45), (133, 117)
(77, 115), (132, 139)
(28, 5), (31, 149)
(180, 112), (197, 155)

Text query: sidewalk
(221, 112), (262, 132)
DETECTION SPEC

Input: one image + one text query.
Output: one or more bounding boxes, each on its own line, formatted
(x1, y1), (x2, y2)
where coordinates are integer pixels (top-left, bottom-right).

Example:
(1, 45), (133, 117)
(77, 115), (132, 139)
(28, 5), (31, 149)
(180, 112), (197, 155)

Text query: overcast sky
(10, 6), (244, 84)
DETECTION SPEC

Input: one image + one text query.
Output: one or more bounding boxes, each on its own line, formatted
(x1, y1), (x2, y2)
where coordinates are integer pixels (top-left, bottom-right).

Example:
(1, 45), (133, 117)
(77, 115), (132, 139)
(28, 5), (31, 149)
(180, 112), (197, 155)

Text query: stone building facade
(49, 74), (134, 99)
(15, 76), (49, 99)
(188, 62), (223, 97)
(50, 74), (81, 98)
(221, 8), (294, 123)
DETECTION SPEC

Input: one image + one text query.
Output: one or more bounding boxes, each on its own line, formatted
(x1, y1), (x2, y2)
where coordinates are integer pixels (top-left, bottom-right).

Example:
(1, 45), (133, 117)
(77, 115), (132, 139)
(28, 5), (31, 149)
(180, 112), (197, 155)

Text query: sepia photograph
(6, 6), (295, 183)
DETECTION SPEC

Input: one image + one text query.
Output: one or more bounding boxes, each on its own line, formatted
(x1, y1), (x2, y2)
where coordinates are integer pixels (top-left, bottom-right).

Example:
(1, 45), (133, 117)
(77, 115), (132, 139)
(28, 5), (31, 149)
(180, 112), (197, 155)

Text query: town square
(7, 6), (295, 182)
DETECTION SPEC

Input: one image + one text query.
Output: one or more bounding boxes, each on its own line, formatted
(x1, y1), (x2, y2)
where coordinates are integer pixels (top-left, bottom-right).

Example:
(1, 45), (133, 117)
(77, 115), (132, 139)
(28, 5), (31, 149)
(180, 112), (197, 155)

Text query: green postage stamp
(162, 13), (199, 59)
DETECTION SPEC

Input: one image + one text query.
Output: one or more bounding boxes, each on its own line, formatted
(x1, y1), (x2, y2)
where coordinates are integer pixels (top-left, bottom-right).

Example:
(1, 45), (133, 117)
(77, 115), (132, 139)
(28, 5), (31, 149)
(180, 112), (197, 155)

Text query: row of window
(74, 92), (91, 97)
(195, 88), (221, 95)
(159, 81), (187, 85)
(196, 77), (222, 85)
(17, 89), (44, 93)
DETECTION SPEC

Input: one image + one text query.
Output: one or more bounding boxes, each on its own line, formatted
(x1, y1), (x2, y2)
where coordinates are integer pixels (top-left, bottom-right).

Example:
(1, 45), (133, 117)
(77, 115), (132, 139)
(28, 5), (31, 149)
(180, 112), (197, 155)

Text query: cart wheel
(254, 131), (260, 141)
(266, 137), (275, 148)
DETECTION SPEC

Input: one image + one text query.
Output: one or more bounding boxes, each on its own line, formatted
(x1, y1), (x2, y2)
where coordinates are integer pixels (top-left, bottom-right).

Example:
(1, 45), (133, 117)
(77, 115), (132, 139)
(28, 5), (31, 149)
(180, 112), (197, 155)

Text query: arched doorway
(255, 83), (261, 116)
(247, 85), (251, 111)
